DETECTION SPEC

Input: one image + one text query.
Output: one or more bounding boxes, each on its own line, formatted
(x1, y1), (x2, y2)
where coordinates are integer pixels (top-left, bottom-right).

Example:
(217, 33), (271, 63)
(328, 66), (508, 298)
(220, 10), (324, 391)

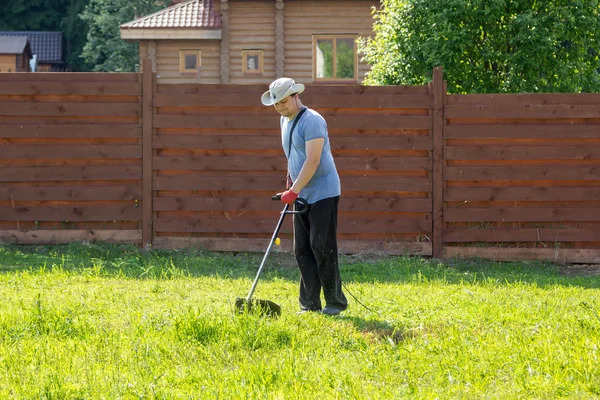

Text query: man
(261, 78), (348, 316)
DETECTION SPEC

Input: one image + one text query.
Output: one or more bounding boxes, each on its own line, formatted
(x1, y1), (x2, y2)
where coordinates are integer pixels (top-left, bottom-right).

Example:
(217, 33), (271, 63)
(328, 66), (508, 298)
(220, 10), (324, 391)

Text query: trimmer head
(235, 297), (281, 317)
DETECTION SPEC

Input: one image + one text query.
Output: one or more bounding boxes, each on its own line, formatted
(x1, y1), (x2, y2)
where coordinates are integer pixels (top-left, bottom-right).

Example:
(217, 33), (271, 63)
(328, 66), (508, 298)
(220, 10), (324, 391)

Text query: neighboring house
(0, 35), (32, 72)
(0, 31), (64, 72)
(120, 0), (378, 84)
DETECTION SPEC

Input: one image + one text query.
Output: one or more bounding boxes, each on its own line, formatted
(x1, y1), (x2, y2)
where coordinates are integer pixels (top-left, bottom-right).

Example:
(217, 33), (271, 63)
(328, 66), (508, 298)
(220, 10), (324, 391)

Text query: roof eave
(120, 28), (221, 40)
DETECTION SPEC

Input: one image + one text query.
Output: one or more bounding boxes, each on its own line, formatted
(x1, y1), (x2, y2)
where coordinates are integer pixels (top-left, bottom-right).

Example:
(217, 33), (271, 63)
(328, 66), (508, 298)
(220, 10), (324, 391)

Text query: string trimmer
(235, 195), (308, 317)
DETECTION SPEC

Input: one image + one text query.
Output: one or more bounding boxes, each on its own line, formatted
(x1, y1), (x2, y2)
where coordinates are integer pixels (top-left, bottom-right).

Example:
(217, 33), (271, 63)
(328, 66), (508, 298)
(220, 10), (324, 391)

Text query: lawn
(0, 243), (599, 399)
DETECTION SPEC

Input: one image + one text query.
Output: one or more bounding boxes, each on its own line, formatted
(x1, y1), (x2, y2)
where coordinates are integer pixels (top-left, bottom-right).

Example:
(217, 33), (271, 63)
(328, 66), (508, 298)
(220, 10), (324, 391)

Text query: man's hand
(280, 189), (298, 204)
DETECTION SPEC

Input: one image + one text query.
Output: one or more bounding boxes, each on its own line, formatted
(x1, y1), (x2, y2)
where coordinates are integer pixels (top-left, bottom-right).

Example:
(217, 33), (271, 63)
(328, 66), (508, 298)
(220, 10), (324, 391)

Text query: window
(242, 50), (263, 75)
(313, 35), (358, 82)
(179, 50), (201, 74)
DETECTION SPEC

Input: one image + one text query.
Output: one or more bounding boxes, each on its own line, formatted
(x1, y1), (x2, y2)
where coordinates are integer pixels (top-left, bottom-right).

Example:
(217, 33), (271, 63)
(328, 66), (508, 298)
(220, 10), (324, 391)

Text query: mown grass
(0, 243), (599, 399)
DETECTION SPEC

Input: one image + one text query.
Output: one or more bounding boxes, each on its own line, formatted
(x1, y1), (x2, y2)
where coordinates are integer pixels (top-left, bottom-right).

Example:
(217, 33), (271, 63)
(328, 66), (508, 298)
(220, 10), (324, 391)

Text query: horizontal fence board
(153, 135), (432, 151)
(154, 93), (431, 109)
(152, 236), (432, 255)
(445, 104), (600, 119)
(157, 84), (266, 95)
(445, 145), (600, 160)
(0, 145), (141, 159)
(153, 198), (290, 212)
(0, 103), (140, 117)
(0, 166), (142, 181)
(154, 93), (261, 108)
(153, 135), (277, 150)
(336, 157), (431, 171)
(156, 84), (429, 96)
(445, 207), (600, 222)
(444, 247), (600, 264)
(0, 229), (141, 244)
(334, 136), (432, 151)
(323, 115), (431, 131)
(0, 73), (140, 82)
(153, 197), (432, 213)
(0, 82), (141, 96)
(153, 155), (431, 172)
(339, 240), (431, 255)
(154, 176), (431, 192)
(445, 166), (600, 181)
(345, 176), (432, 192)
(0, 186), (142, 201)
(0, 124), (141, 138)
(154, 217), (430, 234)
(444, 186), (600, 202)
(303, 94), (430, 109)
(0, 204), (141, 221)
(153, 155), (284, 171)
(154, 115), (431, 130)
(154, 176), (284, 191)
(342, 198), (431, 213)
(154, 218), (289, 233)
(444, 228), (600, 242)
(154, 115), (280, 130)
(305, 85), (430, 95)
(445, 125), (600, 139)
(447, 93), (600, 106)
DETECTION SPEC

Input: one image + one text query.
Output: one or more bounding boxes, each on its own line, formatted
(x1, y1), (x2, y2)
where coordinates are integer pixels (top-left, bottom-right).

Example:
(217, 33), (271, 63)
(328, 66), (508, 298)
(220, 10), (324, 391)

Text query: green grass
(0, 243), (599, 399)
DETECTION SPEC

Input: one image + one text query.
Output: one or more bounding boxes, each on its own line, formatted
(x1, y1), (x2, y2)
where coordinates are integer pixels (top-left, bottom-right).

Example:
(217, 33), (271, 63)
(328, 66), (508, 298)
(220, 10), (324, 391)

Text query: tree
(80, 0), (169, 72)
(358, 0), (600, 93)
(0, 0), (92, 72)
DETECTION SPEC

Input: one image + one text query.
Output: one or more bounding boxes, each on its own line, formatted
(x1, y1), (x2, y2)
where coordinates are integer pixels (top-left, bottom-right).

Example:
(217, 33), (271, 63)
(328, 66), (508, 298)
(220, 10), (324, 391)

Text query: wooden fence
(150, 80), (433, 255)
(443, 92), (600, 263)
(1, 61), (599, 263)
(0, 72), (143, 245)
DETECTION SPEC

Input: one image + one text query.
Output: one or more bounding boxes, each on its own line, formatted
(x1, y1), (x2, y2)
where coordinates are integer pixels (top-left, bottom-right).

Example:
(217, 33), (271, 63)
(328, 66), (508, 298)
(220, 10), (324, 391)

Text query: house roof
(0, 31), (62, 63)
(121, 0), (221, 29)
(0, 35), (30, 54)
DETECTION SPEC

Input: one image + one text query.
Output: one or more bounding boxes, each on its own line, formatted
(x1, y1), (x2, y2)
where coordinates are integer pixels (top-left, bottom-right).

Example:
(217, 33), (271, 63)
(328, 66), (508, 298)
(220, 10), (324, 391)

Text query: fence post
(142, 58), (155, 248)
(431, 67), (445, 258)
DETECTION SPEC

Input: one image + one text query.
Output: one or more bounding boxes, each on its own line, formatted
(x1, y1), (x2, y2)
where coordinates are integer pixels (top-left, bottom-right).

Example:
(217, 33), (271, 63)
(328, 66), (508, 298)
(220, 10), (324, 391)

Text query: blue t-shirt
(281, 107), (341, 204)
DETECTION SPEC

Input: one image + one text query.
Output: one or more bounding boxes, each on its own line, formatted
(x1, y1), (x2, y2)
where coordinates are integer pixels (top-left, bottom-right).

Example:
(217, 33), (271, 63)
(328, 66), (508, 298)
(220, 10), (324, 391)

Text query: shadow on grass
(336, 314), (426, 346)
(0, 243), (599, 289)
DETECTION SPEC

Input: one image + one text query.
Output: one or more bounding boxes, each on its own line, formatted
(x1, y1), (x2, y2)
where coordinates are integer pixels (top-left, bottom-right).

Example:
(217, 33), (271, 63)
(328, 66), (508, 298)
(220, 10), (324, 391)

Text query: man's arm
(290, 137), (324, 194)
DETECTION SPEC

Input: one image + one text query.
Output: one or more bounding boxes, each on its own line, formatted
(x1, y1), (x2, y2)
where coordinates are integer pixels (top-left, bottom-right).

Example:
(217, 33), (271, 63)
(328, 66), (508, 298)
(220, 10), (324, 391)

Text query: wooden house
(0, 32), (64, 72)
(120, 0), (379, 84)
(0, 35), (32, 72)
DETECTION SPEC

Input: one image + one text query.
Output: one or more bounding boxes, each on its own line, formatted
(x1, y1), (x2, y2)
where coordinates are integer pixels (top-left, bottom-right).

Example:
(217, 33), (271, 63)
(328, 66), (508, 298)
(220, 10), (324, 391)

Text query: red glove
(280, 189), (298, 204)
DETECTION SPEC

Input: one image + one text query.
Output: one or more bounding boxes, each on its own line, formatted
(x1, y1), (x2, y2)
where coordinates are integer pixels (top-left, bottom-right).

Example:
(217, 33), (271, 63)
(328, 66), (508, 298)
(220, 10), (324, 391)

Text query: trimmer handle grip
(271, 195), (309, 215)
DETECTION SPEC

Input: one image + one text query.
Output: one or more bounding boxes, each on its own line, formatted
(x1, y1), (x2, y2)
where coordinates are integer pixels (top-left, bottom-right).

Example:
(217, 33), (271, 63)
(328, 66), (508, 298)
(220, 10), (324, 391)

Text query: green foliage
(62, 0), (92, 71)
(0, 0), (92, 71)
(0, 0), (67, 32)
(336, 38), (356, 79)
(80, 0), (169, 72)
(317, 39), (334, 78)
(359, 0), (600, 93)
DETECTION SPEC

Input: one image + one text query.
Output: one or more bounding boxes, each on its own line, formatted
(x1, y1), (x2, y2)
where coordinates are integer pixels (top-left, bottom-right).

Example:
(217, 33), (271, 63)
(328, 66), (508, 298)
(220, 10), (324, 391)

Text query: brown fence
(0, 72), (143, 245)
(1, 61), (599, 263)
(443, 92), (600, 263)
(150, 82), (433, 255)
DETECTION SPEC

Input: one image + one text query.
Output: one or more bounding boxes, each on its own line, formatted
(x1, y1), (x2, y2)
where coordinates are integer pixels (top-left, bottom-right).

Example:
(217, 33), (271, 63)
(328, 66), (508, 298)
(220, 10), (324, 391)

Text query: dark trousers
(293, 196), (347, 311)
